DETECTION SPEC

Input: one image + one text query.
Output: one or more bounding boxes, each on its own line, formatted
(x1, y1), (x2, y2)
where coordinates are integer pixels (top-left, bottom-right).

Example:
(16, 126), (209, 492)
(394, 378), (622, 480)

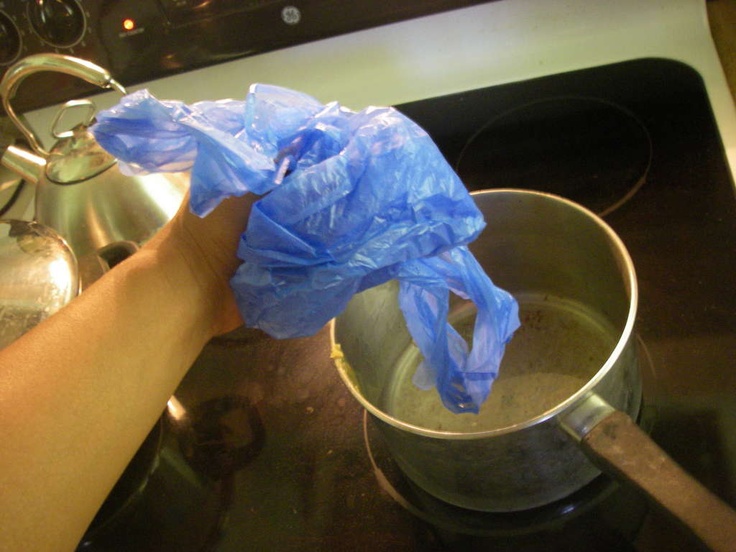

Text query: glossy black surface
(80, 58), (736, 551)
(0, 0), (491, 113)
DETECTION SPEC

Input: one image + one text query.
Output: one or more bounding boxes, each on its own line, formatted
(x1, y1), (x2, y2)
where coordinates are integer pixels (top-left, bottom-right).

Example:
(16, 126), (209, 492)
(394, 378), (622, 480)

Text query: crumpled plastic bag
(91, 83), (520, 413)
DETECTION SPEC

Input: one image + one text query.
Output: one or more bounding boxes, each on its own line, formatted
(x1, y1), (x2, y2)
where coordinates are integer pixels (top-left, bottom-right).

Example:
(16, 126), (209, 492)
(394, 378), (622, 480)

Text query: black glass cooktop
(79, 58), (736, 552)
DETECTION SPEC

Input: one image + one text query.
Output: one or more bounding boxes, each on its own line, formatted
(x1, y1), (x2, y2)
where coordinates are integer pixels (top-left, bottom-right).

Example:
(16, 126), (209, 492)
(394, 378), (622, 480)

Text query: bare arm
(0, 192), (254, 551)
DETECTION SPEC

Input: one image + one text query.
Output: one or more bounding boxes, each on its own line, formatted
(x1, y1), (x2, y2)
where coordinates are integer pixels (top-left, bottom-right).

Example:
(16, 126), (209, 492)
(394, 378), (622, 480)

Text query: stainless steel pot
(331, 189), (736, 551)
(0, 54), (188, 288)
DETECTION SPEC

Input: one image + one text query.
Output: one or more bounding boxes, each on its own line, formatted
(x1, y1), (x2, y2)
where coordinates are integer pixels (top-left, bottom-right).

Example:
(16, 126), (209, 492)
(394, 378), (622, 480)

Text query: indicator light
(122, 18), (136, 32)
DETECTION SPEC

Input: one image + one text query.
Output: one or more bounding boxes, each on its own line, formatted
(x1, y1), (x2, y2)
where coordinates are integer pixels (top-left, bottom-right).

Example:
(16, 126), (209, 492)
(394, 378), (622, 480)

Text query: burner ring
(455, 96), (652, 217)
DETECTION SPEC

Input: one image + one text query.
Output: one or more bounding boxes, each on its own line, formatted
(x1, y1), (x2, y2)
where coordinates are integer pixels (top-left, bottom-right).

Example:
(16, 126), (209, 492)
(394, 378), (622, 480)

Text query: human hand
(145, 191), (257, 337)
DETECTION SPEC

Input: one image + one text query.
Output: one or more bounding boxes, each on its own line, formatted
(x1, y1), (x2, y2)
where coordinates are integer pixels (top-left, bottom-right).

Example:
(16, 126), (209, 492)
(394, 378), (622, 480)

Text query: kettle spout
(2, 144), (45, 184)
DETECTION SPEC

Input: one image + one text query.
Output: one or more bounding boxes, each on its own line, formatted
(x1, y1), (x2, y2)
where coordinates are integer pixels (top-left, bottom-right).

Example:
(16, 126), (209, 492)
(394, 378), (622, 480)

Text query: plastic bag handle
(0, 54), (126, 157)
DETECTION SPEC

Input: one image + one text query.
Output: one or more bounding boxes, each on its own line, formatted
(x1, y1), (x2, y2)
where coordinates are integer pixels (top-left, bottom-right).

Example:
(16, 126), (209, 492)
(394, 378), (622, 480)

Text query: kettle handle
(0, 54), (126, 157)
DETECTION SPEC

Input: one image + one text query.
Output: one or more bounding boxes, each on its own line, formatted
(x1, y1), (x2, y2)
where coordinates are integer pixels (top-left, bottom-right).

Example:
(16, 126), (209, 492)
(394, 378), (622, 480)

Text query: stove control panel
(0, 0), (490, 114)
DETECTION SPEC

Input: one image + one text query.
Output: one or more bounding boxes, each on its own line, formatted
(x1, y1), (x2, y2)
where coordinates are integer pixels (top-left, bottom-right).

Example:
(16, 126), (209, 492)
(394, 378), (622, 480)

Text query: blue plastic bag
(91, 83), (520, 413)
(397, 247), (520, 412)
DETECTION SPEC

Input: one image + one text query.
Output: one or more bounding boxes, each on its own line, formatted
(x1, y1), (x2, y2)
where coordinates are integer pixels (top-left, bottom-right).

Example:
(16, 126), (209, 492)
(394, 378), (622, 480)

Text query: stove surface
(0, 0), (730, 550)
(77, 57), (736, 552)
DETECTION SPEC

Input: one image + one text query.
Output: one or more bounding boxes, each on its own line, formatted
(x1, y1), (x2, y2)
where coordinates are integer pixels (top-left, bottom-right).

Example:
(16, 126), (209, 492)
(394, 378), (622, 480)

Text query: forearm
(0, 227), (222, 551)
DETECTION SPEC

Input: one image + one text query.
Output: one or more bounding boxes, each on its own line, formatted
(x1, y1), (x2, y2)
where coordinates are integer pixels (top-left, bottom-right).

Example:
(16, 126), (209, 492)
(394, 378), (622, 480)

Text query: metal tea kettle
(0, 219), (78, 349)
(0, 54), (188, 288)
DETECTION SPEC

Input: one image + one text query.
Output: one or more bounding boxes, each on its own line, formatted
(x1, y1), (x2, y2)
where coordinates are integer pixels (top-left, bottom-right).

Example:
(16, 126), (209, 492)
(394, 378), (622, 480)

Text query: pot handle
(0, 54), (127, 157)
(561, 394), (736, 552)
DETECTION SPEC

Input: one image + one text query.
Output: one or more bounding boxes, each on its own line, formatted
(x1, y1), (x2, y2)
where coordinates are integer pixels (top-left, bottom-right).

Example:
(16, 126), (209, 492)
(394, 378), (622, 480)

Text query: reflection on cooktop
(77, 413), (231, 552)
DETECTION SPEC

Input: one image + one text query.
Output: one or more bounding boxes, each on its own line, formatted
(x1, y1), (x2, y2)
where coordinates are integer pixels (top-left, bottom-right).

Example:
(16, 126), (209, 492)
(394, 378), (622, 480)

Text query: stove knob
(27, 0), (86, 48)
(0, 12), (21, 65)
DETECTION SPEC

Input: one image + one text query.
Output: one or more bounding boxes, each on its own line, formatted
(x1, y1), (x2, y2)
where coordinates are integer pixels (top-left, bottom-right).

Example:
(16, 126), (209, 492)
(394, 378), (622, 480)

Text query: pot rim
(330, 188), (639, 440)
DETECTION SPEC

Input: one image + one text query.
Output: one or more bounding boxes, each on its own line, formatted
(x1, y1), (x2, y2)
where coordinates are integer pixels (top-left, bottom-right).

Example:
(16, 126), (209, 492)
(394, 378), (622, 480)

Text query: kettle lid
(44, 99), (117, 185)
(45, 124), (117, 184)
